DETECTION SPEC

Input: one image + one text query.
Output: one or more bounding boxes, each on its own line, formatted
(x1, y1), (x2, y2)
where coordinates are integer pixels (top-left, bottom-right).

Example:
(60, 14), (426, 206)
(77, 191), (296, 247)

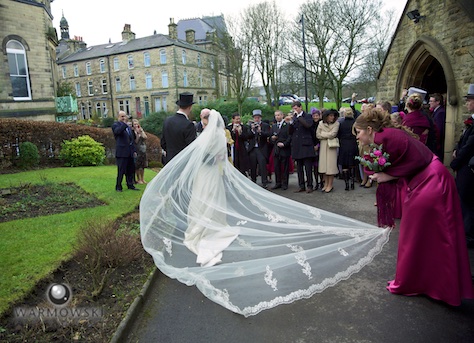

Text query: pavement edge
(109, 267), (159, 343)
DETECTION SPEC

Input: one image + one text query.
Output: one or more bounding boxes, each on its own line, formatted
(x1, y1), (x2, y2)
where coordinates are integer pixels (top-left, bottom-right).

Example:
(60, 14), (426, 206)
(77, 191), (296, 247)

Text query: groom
(161, 92), (197, 164)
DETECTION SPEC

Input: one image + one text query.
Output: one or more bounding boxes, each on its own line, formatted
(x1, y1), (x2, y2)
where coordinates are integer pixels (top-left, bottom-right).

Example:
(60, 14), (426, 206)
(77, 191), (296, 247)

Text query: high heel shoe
(364, 182), (372, 188)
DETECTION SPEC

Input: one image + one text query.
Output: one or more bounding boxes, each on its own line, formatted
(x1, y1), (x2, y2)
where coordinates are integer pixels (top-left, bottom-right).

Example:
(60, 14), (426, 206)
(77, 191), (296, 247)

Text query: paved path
(126, 175), (474, 343)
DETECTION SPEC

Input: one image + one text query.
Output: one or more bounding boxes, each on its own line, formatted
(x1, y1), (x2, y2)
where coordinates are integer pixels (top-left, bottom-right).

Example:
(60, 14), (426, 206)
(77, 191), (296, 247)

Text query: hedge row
(0, 119), (162, 169)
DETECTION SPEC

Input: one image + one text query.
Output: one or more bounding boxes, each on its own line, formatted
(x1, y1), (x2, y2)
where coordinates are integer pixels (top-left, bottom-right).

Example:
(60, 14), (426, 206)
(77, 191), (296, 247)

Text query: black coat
(112, 121), (136, 158)
(247, 121), (271, 160)
(161, 113), (196, 164)
(337, 117), (359, 167)
(271, 121), (292, 157)
(290, 112), (316, 160)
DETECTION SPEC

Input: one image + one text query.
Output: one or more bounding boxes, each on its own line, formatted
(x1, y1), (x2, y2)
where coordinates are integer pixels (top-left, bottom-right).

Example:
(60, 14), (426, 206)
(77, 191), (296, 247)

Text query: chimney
(168, 18), (177, 40)
(185, 29), (195, 44)
(122, 24), (136, 42)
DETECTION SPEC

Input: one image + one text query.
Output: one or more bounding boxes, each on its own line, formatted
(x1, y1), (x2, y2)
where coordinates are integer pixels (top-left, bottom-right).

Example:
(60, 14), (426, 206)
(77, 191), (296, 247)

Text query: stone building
(57, 16), (229, 120)
(0, 0), (58, 121)
(377, 0), (474, 163)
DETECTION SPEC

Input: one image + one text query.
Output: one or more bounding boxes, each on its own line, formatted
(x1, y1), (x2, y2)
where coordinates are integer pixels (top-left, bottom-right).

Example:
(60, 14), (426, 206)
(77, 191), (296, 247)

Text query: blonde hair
(406, 93), (423, 111)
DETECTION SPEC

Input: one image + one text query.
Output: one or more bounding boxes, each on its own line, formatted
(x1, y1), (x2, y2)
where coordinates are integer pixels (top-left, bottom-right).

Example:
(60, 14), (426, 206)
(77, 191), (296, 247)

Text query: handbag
(328, 137), (340, 148)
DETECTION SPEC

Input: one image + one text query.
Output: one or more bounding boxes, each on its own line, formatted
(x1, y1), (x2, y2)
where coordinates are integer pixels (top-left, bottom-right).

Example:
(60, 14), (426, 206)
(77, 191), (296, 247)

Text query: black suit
(161, 112), (197, 164)
(112, 121), (136, 190)
(247, 121), (271, 186)
(271, 121), (292, 188)
(450, 123), (474, 243)
(290, 112), (316, 190)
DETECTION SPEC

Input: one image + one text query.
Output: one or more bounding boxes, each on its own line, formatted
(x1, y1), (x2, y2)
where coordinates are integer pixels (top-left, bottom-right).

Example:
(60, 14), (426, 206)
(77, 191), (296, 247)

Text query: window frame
(6, 40), (32, 100)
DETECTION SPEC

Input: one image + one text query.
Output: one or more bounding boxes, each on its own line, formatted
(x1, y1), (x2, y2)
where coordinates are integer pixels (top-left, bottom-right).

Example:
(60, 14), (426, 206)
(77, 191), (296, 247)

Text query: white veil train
(140, 110), (391, 317)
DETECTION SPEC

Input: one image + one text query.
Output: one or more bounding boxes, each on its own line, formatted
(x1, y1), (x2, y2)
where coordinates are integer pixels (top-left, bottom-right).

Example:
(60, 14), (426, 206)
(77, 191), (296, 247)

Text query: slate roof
(57, 33), (212, 64)
(177, 15), (227, 42)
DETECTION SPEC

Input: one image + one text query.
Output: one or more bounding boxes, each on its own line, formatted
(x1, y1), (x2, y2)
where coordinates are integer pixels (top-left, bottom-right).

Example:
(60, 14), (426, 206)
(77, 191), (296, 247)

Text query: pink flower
(378, 157), (387, 166)
(373, 150), (382, 157)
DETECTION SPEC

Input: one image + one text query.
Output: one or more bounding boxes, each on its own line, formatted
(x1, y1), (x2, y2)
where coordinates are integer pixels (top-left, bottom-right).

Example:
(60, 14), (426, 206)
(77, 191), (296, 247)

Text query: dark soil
(0, 191), (155, 342)
(0, 182), (106, 223)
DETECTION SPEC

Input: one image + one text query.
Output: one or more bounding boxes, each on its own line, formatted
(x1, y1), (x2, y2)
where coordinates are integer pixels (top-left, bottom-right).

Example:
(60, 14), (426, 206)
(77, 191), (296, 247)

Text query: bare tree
(241, 1), (288, 109)
(302, 0), (383, 108)
(220, 15), (256, 114)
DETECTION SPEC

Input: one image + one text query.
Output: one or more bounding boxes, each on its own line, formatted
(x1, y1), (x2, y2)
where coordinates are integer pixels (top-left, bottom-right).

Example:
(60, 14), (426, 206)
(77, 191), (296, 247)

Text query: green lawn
(278, 101), (361, 113)
(0, 166), (156, 315)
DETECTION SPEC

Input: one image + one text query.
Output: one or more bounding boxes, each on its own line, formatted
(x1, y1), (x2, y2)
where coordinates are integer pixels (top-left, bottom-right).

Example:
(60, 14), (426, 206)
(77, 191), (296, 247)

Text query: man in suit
(290, 100), (316, 193)
(112, 110), (139, 192)
(451, 84), (474, 248)
(429, 93), (446, 162)
(247, 109), (271, 188)
(227, 112), (251, 175)
(270, 110), (292, 190)
(161, 92), (197, 164)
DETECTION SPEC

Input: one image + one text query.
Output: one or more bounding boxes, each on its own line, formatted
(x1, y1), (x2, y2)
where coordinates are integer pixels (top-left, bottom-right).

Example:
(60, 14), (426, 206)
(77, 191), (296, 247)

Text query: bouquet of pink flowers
(356, 144), (391, 172)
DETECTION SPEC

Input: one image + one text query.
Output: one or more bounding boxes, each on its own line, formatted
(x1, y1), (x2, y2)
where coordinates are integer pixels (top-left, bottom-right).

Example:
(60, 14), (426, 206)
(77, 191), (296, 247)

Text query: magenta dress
(374, 128), (473, 306)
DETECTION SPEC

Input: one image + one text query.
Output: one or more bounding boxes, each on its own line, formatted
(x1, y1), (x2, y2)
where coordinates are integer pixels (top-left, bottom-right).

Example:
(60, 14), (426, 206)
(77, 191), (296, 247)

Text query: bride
(140, 110), (390, 317)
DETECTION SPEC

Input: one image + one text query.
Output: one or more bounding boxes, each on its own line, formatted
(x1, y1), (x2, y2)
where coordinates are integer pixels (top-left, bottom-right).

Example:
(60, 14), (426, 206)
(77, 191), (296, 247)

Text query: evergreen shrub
(18, 142), (40, 169)
(59, 135), (105, 167)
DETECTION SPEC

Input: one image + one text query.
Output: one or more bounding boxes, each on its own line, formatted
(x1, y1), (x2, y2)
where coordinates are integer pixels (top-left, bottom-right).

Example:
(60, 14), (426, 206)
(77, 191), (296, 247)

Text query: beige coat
(316, 121), (340, 175)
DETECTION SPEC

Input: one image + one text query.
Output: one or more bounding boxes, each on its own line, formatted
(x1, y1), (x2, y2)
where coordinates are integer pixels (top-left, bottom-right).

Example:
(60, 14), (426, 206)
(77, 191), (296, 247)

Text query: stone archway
(395, 36), (458, 163)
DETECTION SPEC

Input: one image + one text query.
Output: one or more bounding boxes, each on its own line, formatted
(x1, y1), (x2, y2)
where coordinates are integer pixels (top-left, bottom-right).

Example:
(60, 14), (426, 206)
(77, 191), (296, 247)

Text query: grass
(278, 102), (361, 113)
(0, 166), (156, 316)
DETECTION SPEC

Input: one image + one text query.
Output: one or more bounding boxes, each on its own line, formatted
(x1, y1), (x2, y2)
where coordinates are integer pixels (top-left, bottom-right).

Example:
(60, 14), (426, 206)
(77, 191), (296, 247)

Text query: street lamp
(300, 14), (309, 113)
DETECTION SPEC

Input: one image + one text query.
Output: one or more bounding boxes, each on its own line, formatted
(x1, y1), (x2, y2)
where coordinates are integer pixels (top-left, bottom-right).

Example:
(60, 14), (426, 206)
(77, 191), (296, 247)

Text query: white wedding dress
(140, 110), (391, 317)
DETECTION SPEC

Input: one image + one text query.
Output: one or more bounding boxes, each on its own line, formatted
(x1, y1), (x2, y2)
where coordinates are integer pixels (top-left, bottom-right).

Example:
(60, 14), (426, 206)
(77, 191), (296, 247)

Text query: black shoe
(271, 184), (282, 190)
(128, 187), (140, 191)
(294, 188), (306, 193)
(282, 185), (288, 190)
(306, 188), (314, 193)
(116, 189), (123, 192)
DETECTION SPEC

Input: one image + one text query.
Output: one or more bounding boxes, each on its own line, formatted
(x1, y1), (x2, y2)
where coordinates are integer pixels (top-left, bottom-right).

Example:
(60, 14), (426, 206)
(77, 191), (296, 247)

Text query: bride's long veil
(140, 110), (390, 317)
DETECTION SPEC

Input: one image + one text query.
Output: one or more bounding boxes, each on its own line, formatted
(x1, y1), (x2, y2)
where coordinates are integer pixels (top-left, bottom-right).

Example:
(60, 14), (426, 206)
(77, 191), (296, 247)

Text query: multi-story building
(57, 16), (231, 120)
(0, 0), (58, 121)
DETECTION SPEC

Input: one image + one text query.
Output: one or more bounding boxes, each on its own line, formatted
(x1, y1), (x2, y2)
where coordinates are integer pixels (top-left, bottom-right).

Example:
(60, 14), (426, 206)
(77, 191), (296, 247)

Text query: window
(162, 96), (167, 112)
(80, 102), (86, 119)
(199, 72), (203, 87)
(182, 50), (186, 65)
(210, 60), (214, 70)
(118, 100), (130, 115)
(115, 77), (121, 92)
(6, 40), (31, 100)
(128, 55), (134, 69)
(145, 73), (152, 89)
(87, 101), (93, 117)
(99, 59), (106, 73)
(197, 53), (201, 67)
(212, 76), (216, 88)
(160, 49), (167, 64)
(143, 52), (150, 67)
(87, 81), (93, 95)
(101, 102), (108, 118)
(161, 71), (168, 88)
(154, 96), (167, 112)
(61, 66), (67, 78)
(129, 75), (136, 90)
(73, 64), (79, 77)
(113, 57), (119, 71)
(144, 96), (150, 117)
(96, 102), (102, 116)
(101, 79), (107, 94)
(86, 61), (91, 75)
(75, 82), (81, 97)
(183, 70), (188, 87)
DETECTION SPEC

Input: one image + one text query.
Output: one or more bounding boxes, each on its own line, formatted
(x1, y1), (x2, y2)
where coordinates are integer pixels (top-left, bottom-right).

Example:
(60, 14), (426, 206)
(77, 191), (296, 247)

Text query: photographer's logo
(13, 283), (103, 324)
(46, 283), (71, 306)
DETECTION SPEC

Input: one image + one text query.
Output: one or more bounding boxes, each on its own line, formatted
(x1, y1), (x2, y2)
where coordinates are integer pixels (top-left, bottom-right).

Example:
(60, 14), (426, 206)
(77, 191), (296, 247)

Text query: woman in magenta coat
(354, 108), (473, 306)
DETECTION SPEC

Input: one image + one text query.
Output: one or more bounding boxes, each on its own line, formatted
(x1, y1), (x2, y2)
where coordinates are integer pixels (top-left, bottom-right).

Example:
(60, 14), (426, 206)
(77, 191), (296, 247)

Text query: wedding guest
(316, 109), (340, 193)
(429, 93), (446, 162)
(310, 108), (323, 190)
(247, 109), (271, 188)
(402, 93), (430, 144)
(285, 113), (296, 174)
(450, 84), (474, 248)
(132, 119), (148, 184)
(290, 101), (316, 193)
(227, 113), (251, 175)
(354, 107), (474, 306)
(112, 111), (138, 192)
(337, 108), (358, 191)
(161, 92), (197, 164)
(270, 110), (292, 190)
(358, 103), (375, 188)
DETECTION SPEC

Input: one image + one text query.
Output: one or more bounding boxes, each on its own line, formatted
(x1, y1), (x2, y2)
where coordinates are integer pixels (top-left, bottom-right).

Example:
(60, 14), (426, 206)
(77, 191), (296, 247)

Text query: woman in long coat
(316, 109), (340, 193)
(337, 108), (359, 190)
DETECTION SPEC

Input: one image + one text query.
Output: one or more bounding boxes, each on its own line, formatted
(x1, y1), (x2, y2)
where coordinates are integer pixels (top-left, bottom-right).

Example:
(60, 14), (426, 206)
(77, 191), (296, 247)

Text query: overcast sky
(52, 0), (407, 46)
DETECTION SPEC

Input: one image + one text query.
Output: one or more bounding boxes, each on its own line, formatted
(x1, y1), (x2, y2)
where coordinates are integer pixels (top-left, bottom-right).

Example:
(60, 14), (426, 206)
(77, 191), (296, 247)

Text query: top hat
(176, 92), (195, 107)
(252, 109), (262, 117)
(407, 87), (427, 98)
(465, 84), (474, 100)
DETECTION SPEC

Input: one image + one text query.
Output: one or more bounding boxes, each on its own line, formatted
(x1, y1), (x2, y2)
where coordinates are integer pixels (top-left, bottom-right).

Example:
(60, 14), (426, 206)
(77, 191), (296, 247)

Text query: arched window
(182, 50), (187, 65)
(6, 40), (31, 100)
